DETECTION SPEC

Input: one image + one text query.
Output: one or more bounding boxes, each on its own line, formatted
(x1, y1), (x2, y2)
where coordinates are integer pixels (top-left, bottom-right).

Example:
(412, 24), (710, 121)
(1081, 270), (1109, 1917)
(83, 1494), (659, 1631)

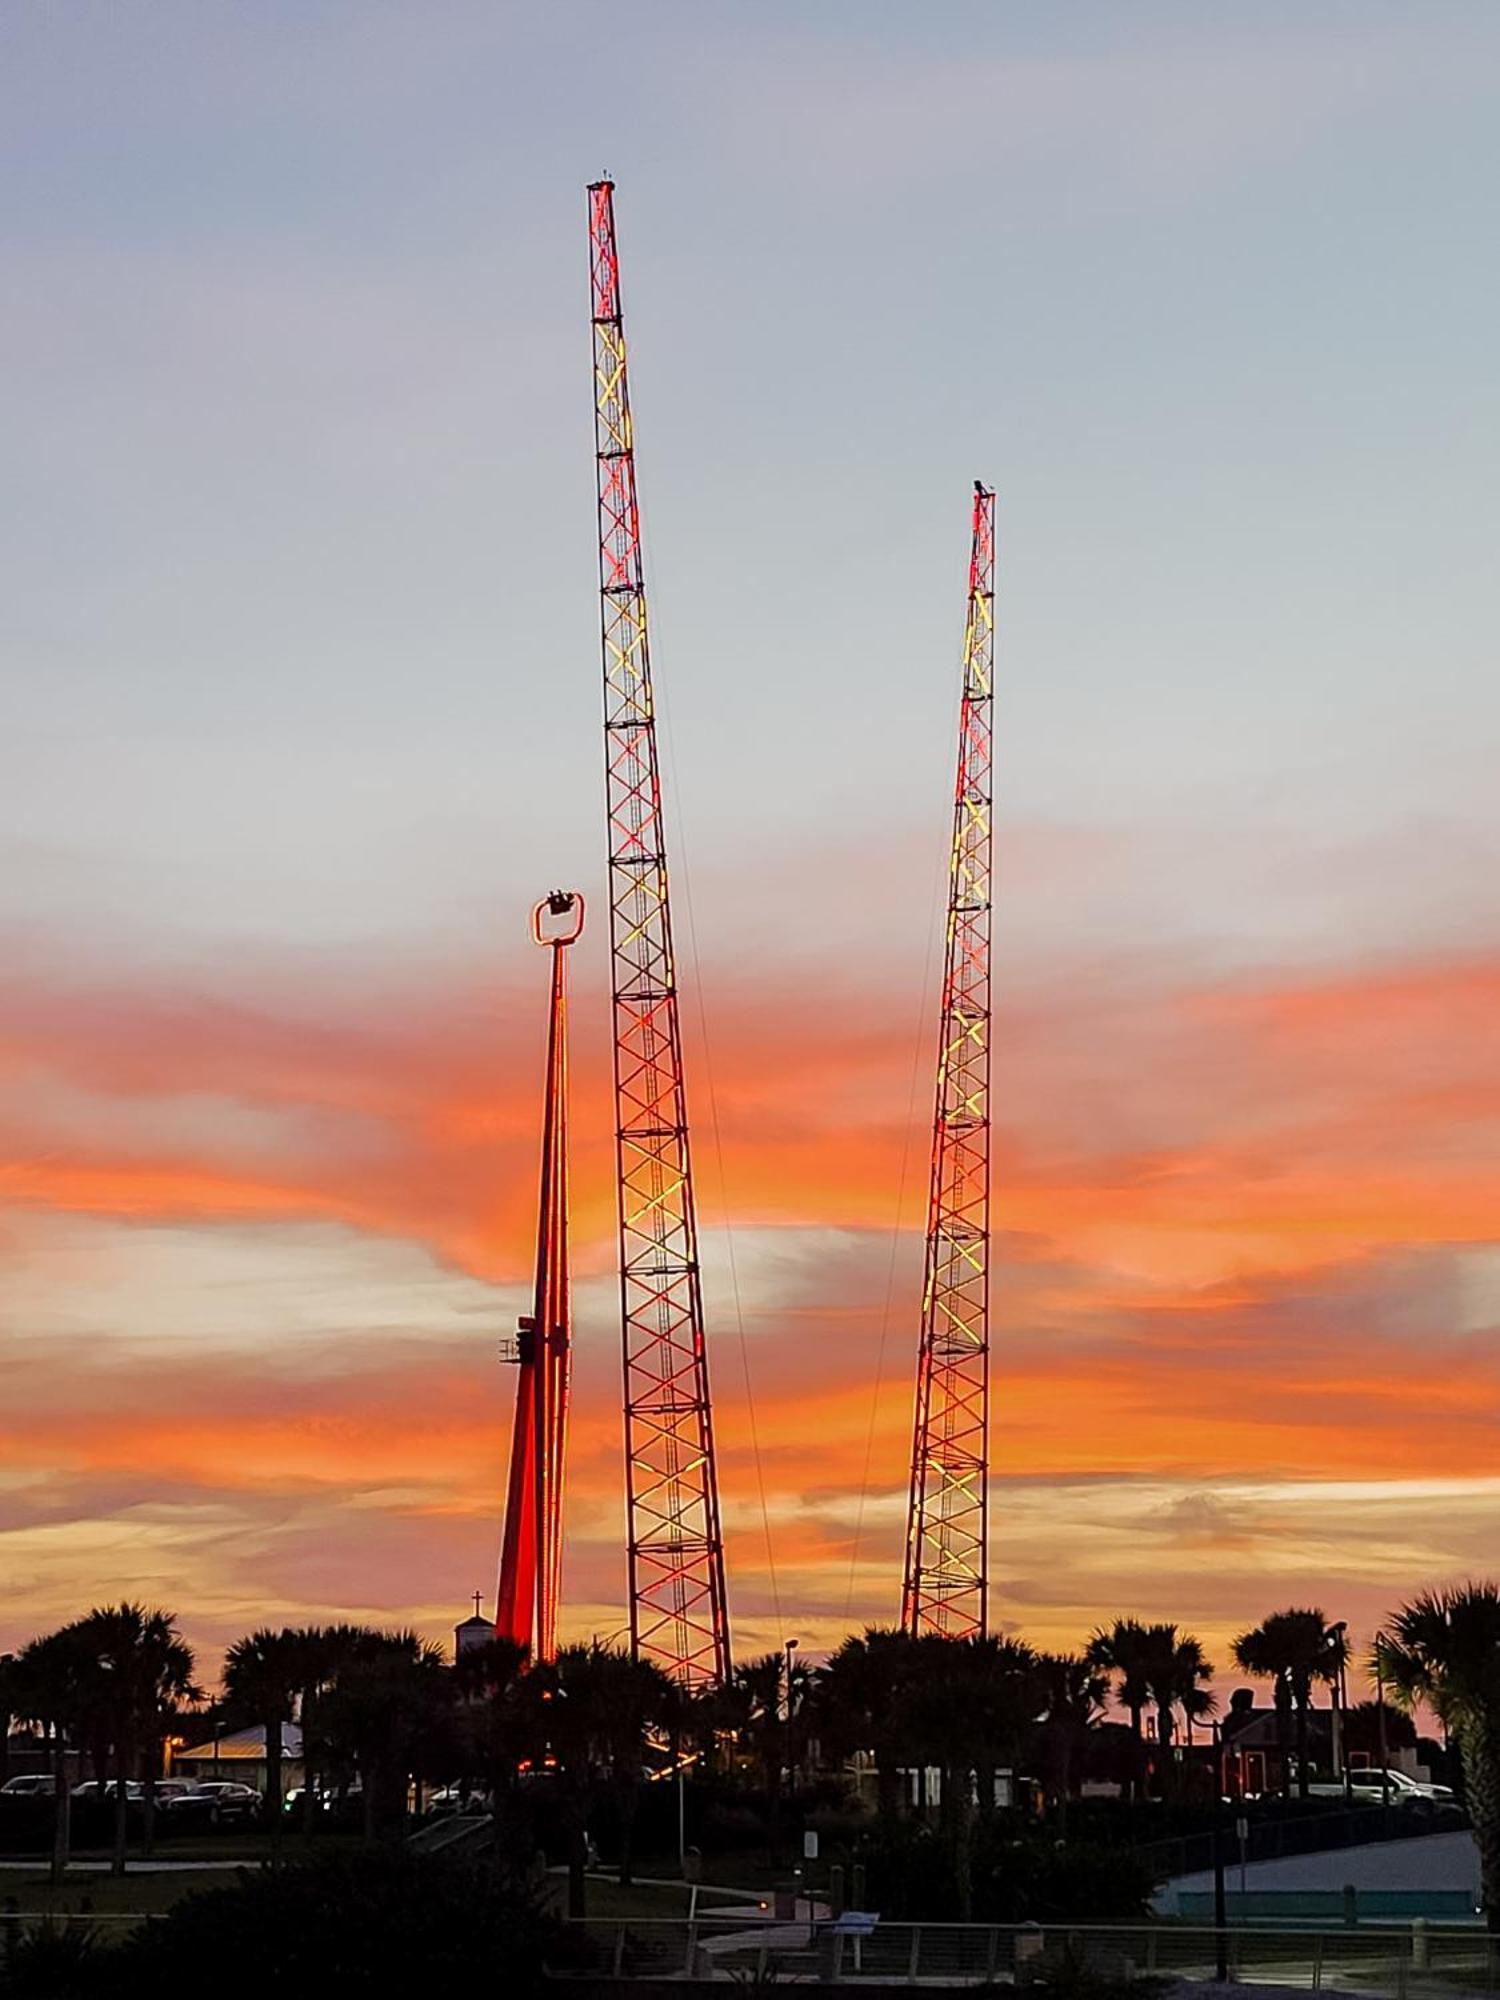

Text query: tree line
(5, 1582), (1500, 1924)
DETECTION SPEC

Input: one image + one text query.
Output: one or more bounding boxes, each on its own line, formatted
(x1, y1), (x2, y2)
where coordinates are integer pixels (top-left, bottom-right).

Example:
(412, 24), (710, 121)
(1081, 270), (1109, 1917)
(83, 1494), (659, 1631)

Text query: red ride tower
(587, 179), (730, 1688)
(497, 890), (585, 1664)
(903, 484), (996, 1642)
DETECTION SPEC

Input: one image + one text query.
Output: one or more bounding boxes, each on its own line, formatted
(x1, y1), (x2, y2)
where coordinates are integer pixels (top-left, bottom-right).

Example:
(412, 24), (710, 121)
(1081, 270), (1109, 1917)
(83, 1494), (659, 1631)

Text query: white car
(1348, 1767), (1456, 1804)
(0, 1774), (56, 1797)
(70, 1780), (146, 1801)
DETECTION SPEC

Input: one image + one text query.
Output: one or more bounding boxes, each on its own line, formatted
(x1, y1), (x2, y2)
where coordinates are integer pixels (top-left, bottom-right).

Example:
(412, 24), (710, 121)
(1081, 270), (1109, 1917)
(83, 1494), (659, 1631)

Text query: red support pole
(903, 484), (996, 1642)
(587, 180), (731, 1688)
(497, 891), (584, 1664)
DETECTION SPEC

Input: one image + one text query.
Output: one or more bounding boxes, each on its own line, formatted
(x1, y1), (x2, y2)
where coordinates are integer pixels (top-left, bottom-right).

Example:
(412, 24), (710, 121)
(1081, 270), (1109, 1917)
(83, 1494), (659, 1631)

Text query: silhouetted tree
(1138, 1622), (1215, 1772)
(1344, 1696), (1418, 1761)
(1086, 1620), (1155, 1799)
(810, 1627), (919, 1817)
(0, 1651), (17, 1789)
(77, 1604), (200, 1874)
(223, 1628), (305, 1857)
(1034, 1652), (1109, 1831)
(1377, 1584), (1500, 1930)
(523, 1641), (677, 1900)
(1234, 1608), (1345, 1799)
(306, 1628), (450, 1840)
(451, 1634), (529, 1803)
(13, 1624), (95, 1881)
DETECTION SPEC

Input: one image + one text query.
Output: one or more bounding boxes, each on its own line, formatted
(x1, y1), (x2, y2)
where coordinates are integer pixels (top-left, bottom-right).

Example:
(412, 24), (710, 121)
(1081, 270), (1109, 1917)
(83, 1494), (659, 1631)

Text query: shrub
(78, 1849), (557, 1997)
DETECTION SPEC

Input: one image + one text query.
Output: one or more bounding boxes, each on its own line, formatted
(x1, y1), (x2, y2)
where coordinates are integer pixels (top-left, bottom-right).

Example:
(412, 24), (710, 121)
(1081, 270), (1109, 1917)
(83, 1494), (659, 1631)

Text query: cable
(841, 815), (948, 1623)
(637, 497), (785, 1653)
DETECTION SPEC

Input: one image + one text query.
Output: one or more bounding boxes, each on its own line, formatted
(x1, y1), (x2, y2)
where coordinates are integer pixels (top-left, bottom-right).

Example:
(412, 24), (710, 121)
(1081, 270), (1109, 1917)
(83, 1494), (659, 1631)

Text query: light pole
(1328, 1621), (1349, 1801)
(784, 1639), (801, 1774)
(784, 1640), (802, 1908)
(1211, 1720), (1229, 1982)
(1375, 1640), (1393, 1825)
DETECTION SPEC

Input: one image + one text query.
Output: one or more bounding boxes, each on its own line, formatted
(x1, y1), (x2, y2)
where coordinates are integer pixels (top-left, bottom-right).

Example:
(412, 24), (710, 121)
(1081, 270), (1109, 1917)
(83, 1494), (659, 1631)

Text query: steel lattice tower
(497, 891), (584, 1664)
(902, 482), (996, 1642)
(587, 179), (731, 1689)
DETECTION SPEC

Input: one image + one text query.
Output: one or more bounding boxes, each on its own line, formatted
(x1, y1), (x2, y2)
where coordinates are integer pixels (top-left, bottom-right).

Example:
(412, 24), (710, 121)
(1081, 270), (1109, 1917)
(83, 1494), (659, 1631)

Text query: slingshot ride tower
(902, 484), (997, 1643)
(587, 179), (731, 1689)
(496, 890), (585, 1664)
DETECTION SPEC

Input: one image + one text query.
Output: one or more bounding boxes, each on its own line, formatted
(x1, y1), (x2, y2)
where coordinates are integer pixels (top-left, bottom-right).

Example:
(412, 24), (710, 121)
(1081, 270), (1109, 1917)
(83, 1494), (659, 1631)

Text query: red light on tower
(496, 890), (584, 1664)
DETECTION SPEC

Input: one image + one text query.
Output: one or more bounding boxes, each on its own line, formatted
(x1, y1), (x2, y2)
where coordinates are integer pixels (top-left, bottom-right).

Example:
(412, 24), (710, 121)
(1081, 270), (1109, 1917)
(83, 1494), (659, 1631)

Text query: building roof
(177, 1722), (303, 1762)
(1224, 1708), (1333, 1751)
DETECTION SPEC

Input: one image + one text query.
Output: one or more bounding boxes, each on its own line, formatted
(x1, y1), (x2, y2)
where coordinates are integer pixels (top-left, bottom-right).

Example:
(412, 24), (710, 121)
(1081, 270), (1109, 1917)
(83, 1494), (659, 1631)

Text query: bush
(974, 1837), (1158, 1924)
(57, 1849), (559, 1998)
(853, 1820), (1158, 1925)
(0, 1920), (103, 2000)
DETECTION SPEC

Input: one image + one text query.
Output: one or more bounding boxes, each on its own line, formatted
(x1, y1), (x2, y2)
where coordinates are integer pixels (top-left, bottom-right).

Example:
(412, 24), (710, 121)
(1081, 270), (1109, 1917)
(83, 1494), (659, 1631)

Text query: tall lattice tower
(587, 179), (731, 1688)
(902, 482), (996, 1642)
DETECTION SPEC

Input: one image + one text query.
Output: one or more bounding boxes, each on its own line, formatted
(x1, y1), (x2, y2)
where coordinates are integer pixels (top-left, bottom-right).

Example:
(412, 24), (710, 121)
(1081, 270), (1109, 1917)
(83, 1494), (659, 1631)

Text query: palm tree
(1233, 1608), (1346, 1799)
(451, 1634), (528, 1805)
(306, 1628), (450, 1841)
(1035, 1652), (1109, 1831)
(810, 1628), (919, 1817)
(540, 1641), (678, 1893)
(1377, 1584), (1500, 1930)
(1140, 1624), (1215, 1770)
(75, 1605), (200, 1876)
(13, 1624), (95, 1883)
(1343, 1696), (1417, 1762)
(0, 1653), (17, 1789)
(1086, 1620), (1155, 1799)
(937, 1635), (1038, 1824)
(729, 1651), (812, 1850)
(223, 1629), (304, 1856)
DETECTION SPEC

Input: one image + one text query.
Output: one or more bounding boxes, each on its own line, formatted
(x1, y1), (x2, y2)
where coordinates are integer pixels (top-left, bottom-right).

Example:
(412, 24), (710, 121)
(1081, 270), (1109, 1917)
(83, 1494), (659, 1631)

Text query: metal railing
(559, 1916), (1500, 1990)
(1142, 1804), (1469, 1884)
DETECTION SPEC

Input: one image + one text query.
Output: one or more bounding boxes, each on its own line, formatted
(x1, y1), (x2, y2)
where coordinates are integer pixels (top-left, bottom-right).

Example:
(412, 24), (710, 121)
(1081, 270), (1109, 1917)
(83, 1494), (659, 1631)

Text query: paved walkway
(0, 1858), (245, 1873)
(1160, 1830), (1480, 1913)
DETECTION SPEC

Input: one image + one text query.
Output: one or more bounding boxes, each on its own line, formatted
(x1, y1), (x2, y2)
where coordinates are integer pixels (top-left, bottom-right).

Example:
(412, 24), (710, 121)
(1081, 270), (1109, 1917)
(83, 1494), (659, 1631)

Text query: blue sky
(6, 2), (1496, 962)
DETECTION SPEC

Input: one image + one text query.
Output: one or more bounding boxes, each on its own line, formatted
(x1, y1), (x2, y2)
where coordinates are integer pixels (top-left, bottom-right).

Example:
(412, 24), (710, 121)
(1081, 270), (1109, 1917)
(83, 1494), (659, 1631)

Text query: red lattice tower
(496, 892), (584, 1664)
(587, 179), (731, 1688)
(902, 482), (996, 1641)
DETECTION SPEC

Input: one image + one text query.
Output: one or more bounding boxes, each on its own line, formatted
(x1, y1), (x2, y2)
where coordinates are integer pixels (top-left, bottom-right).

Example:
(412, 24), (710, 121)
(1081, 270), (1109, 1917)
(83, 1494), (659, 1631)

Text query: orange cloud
(2, 940), (1498, 1664)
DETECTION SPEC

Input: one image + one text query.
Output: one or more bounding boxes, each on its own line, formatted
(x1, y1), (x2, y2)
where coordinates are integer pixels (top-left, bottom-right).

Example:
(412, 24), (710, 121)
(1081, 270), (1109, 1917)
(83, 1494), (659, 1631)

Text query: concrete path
(1159, 1831), (1480, 1912)
(0, 1858), (245, 1873)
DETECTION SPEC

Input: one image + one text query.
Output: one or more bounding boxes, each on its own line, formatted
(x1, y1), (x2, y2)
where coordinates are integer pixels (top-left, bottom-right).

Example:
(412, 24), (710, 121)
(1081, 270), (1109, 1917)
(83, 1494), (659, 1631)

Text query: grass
(552, 1875), (758, 1922)
(0, 1869), (222, 1921)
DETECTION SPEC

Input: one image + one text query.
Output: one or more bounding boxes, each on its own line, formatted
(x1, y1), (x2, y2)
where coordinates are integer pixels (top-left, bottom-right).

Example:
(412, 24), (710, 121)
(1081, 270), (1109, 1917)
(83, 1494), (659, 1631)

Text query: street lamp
(1328, 1621), (1349, 1800)
(1375, 1639), (1393, 1821)
(783, 1640), (802, 1908)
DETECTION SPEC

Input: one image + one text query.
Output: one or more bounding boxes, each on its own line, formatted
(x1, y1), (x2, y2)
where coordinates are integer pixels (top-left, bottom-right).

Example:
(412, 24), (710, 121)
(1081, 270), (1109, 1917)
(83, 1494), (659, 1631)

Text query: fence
(1142, 1806), (1468, 1886)
(560, 1917), (1500, 1992)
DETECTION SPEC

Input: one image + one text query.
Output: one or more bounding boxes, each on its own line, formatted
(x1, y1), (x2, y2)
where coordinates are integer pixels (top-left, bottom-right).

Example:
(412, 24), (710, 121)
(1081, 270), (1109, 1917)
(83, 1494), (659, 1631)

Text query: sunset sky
(3, 1), (1499, 1694)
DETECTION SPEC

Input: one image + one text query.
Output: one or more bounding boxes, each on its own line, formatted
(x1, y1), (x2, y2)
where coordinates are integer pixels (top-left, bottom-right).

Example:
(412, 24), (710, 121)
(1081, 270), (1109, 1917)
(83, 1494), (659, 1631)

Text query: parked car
(1348, 1767), (1457, 1805)
(70, 1780), (145, 1802)
(160, 1781), (261, 1825)
(425, 1785), (490, 1817)
(1307, 1769), (1458, 1810)
(282, 1784), (365, 1830)
(0, 1774), (57, 1797)
(153, 1780), (197, 1806)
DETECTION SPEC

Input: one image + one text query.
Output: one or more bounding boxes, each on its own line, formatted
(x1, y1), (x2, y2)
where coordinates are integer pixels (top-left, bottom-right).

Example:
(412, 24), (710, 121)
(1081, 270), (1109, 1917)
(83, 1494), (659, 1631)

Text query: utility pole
(587, 179), (731, 1688)
(903, 483), (996, 1641)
